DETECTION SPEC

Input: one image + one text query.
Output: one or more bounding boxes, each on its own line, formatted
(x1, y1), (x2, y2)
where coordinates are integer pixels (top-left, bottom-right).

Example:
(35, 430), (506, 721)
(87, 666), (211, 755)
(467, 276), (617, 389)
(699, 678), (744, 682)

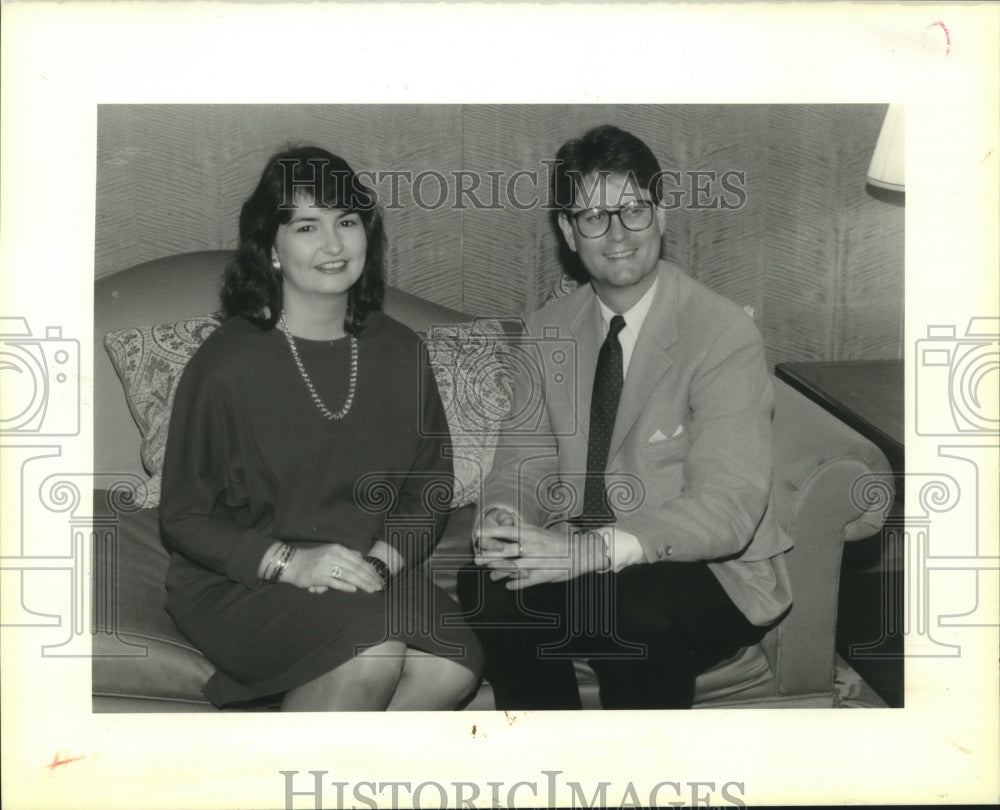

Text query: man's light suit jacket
(484, 261), (792, 626)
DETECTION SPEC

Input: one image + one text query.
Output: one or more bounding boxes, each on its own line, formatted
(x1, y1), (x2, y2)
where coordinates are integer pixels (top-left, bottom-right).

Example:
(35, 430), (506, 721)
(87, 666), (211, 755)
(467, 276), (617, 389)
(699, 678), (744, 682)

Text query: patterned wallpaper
(95, 104), (904, 367)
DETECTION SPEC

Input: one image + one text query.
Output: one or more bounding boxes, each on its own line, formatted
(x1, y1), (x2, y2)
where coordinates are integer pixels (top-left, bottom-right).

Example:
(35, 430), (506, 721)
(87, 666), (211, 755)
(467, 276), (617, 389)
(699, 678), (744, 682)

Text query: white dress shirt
(595, 276), (659, 378)
(590, 278), (660, 570)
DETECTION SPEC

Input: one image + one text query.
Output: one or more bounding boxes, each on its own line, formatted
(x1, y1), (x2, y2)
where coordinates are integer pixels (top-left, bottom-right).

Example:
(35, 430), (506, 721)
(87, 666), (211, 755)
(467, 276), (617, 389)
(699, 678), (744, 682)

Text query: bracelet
(257, 543), (296, 586)
(257, 545), (281, 586)
(365, 555), (392, 589)
(271, 544), (296, 583)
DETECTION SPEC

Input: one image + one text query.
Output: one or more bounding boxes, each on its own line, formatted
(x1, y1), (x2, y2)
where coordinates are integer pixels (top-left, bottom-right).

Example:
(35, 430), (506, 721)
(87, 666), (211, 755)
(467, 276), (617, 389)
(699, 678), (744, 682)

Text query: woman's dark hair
(550, 124), (663, 210)
(220, 145), (386, 335)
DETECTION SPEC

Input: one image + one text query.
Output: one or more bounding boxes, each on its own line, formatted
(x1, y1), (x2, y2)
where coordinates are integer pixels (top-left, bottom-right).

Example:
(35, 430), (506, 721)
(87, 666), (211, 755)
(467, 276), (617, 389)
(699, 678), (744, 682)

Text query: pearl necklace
(279, 311), (358, 421)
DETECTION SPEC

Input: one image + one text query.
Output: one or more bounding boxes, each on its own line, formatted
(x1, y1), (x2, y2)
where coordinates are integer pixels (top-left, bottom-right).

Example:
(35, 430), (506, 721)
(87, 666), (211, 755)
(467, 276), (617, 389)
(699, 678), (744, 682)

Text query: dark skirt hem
(202, 626), (484, 707)
(168, 564), (484, 708)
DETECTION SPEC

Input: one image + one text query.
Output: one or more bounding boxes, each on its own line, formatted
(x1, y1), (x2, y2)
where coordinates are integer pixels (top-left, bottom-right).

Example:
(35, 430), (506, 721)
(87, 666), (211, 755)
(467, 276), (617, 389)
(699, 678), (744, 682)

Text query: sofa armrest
(765, 377), (894, 696)
(770, 377), (895, 535)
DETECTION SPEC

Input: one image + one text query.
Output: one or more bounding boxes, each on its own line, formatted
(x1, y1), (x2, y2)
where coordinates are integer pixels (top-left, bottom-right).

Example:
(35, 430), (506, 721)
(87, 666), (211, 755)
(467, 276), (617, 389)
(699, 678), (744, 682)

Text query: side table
(775, 360), (903, 475)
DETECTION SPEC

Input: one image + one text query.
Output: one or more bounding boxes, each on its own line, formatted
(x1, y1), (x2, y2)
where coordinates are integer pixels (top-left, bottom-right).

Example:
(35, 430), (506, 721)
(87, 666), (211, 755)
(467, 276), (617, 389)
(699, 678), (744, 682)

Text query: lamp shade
(867, 104), (905, 191)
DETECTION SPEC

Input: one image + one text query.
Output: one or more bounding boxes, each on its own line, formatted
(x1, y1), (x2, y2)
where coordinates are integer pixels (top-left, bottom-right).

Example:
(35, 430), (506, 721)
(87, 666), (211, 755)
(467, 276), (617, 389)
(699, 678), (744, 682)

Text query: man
(456, 125), (792, 710)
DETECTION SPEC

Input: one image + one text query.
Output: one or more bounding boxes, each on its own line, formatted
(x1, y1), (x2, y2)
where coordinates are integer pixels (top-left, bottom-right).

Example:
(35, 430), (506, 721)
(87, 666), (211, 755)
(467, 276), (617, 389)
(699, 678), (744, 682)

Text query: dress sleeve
(385, 345), (454, 568)
(158, 346), (274, 589)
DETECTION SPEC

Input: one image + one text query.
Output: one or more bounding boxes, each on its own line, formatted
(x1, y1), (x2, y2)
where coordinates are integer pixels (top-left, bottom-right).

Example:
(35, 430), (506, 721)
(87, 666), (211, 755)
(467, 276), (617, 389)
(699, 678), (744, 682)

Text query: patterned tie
(577, 314), (626, 528)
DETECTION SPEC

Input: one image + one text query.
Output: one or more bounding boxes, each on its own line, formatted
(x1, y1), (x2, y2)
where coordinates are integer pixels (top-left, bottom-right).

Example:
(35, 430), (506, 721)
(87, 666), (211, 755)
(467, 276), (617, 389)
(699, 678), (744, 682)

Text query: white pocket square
(648, 425), (684, 443)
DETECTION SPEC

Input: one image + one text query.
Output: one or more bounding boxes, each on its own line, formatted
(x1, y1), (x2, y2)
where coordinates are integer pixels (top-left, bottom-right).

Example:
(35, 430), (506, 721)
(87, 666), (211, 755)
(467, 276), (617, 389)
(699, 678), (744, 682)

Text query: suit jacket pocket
(638, 434), (690, 504)
(641, 432), (690, 465)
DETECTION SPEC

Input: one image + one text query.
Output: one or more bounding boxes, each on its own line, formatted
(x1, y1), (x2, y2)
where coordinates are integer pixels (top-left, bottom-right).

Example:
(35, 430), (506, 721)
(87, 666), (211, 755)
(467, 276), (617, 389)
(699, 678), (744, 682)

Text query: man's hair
(550, 124), (663, 209)
(220, 144), (386, 335)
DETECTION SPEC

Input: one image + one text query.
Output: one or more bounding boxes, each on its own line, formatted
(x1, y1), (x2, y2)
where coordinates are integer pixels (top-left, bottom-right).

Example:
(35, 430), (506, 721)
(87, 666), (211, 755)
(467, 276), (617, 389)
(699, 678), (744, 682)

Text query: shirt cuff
(605, 526), (645, 572)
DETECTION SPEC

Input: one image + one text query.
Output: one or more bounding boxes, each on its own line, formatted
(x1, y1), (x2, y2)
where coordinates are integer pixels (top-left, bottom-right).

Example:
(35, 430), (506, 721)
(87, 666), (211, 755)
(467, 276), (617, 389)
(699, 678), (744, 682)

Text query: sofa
(92, 250), (893, 712)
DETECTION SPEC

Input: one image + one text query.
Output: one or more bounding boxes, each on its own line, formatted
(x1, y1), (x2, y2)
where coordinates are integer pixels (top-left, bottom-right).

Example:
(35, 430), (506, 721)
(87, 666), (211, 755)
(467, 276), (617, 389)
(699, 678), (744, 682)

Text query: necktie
(577, 314), (626, 528)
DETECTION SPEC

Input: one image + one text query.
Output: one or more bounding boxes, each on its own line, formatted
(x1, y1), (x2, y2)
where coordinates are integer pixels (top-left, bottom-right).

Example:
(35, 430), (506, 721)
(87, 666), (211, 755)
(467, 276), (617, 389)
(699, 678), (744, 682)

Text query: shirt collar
(596, 275), (659, 338)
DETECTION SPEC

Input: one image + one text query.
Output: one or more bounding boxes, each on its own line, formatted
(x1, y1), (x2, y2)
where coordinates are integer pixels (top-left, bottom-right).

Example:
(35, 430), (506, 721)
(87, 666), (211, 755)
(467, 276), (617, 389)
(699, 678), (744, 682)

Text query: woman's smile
(272, 204), (368, 305)
(315, 259), (349, 272)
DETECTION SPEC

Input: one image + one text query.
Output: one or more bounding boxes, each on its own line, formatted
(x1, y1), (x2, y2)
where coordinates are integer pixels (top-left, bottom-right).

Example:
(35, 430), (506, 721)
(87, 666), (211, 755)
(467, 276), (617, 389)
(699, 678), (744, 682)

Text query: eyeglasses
(568, 201), (656, 239)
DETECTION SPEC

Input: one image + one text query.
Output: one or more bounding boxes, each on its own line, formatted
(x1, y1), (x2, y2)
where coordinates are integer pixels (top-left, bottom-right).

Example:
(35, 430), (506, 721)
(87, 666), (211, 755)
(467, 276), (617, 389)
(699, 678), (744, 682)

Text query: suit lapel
(566, 294), (602, 448)
(608, 263), (679, 462)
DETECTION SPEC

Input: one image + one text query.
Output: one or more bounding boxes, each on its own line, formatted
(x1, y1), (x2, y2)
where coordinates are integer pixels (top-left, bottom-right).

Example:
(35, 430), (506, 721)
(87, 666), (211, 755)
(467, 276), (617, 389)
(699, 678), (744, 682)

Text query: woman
(160, 145), (483, 710)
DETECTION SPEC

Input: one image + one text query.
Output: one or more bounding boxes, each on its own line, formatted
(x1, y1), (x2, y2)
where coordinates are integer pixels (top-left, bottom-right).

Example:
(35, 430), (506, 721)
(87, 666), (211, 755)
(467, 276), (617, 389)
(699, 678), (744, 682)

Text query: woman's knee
(430, 662), (478, 705)
(355, 641), (407, 682)
(443, 659), (481, 700)
(282, 641), (406, 711)
(401, 653), (480, 701)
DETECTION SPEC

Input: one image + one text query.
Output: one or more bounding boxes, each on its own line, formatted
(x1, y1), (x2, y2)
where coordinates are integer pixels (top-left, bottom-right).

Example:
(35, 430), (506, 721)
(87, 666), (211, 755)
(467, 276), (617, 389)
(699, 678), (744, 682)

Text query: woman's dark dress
(160, 313), (483, 706)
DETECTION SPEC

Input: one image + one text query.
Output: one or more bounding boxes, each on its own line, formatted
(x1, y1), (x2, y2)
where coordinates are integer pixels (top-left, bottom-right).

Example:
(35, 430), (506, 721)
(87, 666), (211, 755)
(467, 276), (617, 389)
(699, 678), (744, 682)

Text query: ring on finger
(330, 565), (343, 579)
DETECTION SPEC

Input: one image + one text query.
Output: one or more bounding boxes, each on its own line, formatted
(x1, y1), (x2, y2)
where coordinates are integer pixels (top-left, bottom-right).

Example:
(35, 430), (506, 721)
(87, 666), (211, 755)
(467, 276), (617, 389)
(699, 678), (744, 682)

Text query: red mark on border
(925, 21), (951, 56)
(46, 752), (86, 771)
